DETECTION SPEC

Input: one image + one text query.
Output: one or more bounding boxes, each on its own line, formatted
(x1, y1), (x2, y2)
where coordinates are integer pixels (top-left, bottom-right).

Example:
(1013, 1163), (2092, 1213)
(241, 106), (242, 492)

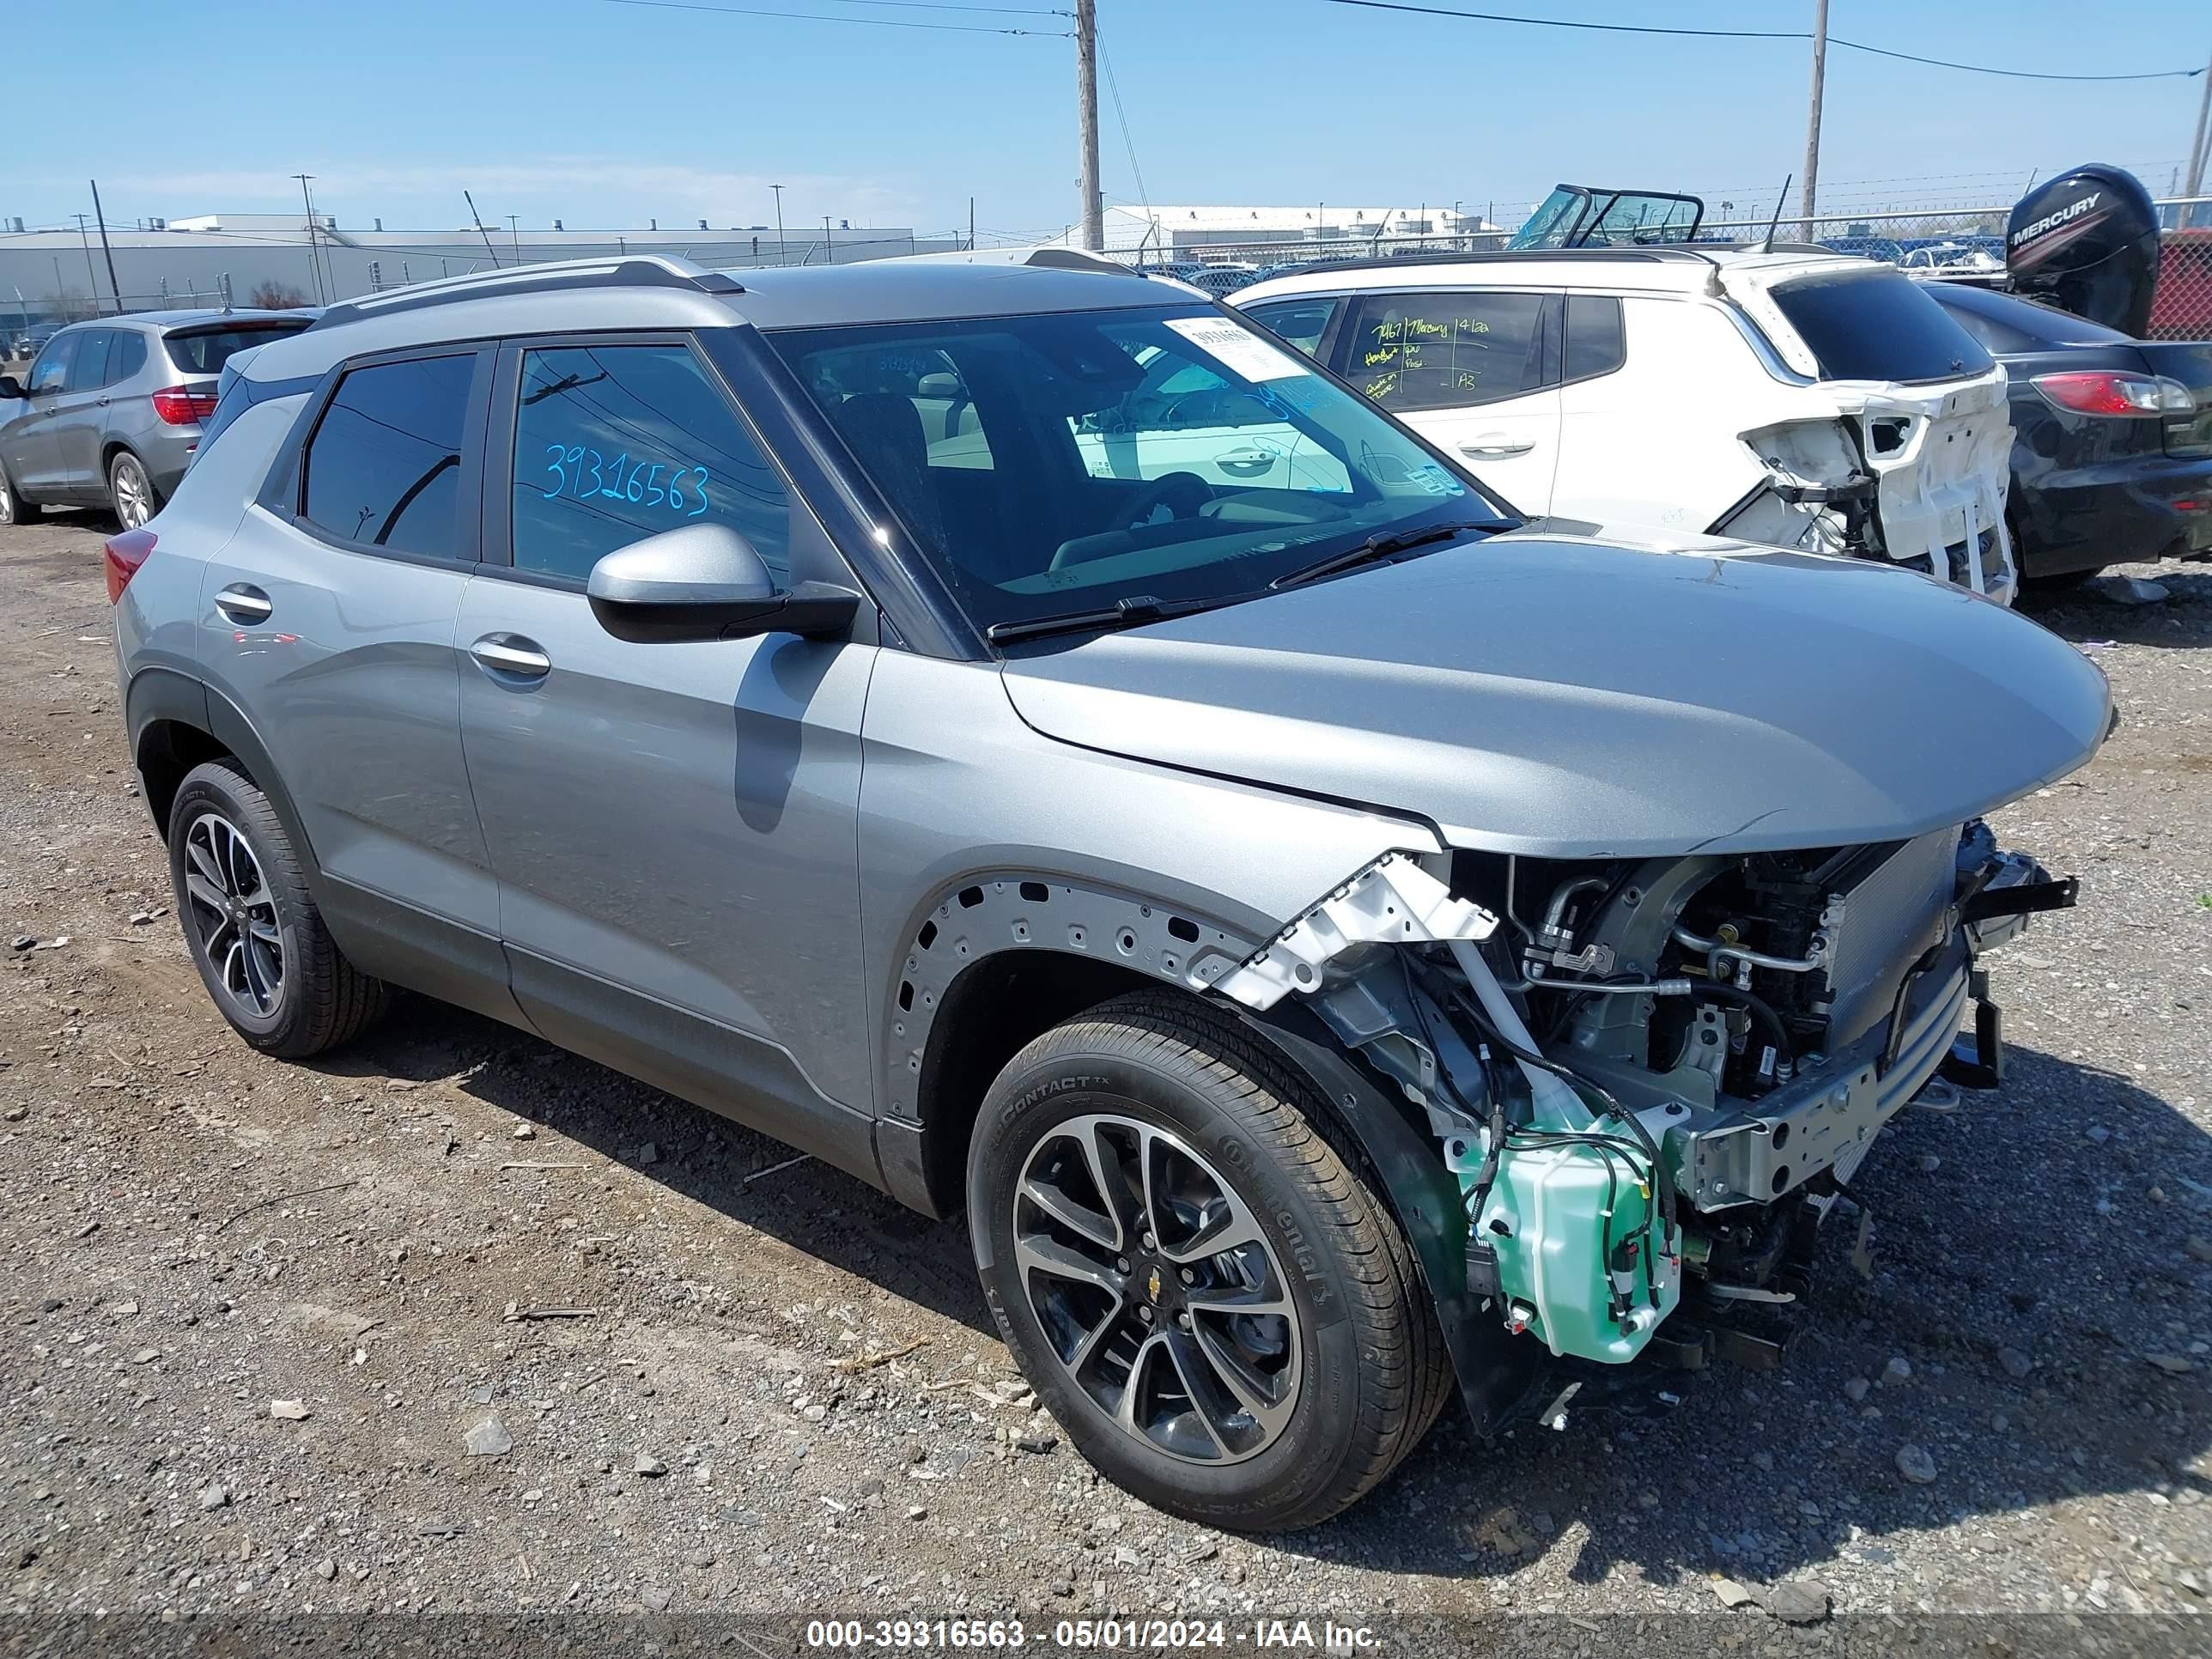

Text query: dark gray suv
(0, 309), (313, 527)
(105, 253), (2106, 1530)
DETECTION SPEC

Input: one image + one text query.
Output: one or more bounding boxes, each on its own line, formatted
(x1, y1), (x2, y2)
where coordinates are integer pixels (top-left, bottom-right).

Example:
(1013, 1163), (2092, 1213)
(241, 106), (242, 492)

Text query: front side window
(509, 343), (791, 583)
(301, 353), (476, 558)
(1241, 298), (1339, 359)
(29, 333), (78, 395)
(769, 305), (1511, 636)
(1345, 292), (1554, 411)
(65, 331), (112, 393)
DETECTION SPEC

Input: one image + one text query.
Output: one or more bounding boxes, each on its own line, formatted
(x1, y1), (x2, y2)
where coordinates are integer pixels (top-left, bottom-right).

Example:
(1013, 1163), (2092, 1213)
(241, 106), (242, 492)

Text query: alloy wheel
(112, 457), (151, 528)
(181, 812), (284, 1018)
(1013, 1113), (1300, 1465)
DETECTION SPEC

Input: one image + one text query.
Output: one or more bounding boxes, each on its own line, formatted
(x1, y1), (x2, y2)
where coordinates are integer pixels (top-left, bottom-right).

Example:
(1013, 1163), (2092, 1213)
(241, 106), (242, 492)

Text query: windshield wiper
(985, 592), (1239, 647)
(1267, 521), (1496, 592)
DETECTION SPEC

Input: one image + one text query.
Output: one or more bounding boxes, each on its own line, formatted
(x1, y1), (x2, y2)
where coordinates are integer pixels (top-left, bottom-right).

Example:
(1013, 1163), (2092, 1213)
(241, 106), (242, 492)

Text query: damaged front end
(1711, 380), (2018, 604)
(1214, 825), (2075, 1435)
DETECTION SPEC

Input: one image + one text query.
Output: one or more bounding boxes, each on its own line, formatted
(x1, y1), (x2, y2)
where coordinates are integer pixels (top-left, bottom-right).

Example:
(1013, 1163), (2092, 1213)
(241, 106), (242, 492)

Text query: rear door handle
(214, 583), (272, 624)
(470, 634), (551, 680)
(1460, 438), (1535, 459)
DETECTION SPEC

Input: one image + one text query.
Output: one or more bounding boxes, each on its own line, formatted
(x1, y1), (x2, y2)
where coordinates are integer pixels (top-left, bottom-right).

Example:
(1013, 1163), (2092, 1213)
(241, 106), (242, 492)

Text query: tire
(0, 462), (36, 526)
(969, 991), (1449, 1532)
(167, 759), (389, 1058)
(107, 450), (157, 530)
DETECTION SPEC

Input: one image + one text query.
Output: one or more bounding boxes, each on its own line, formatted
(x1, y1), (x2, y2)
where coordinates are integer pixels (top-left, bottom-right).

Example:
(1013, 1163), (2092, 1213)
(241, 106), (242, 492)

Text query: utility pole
(771, 184), (787, 264)
(1800, 0), (1829, 237)
(1074, 0), (1103, 251)
(824, 216), (835, 264)
(2185, 40), (2212, 228)
(293, 174), (327, 304)
(969, 196), (975, 252)
(88, 180), (121, 313)
(70, 216), (99, 310)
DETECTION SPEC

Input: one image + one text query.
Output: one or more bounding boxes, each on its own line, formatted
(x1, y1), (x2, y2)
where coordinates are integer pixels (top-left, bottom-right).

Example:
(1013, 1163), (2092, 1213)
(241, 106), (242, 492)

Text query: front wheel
(0, 463), (36, 526)
(968, 992), (1449, 1531)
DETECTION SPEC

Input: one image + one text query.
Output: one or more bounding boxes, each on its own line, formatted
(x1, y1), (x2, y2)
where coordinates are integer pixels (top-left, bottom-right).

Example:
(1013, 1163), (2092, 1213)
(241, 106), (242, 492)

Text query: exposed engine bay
(1215, 823), (2074, 1382)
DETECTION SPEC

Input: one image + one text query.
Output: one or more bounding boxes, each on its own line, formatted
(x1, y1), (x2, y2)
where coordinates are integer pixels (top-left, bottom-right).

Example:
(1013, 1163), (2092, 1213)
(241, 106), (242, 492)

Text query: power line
(1315, 1), (2205, 82)
(591, 0), (1068, 34)
(1100, 42), (1150, 216)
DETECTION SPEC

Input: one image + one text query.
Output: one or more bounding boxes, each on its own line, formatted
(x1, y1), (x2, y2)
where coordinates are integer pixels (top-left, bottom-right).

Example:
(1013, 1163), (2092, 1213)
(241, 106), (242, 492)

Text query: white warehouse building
(1097, 204), (1498, 258)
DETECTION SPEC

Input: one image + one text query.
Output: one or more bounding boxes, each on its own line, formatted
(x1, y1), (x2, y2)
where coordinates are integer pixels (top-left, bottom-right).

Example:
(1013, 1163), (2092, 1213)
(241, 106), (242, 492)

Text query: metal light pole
(824, 216), (835, 265)
(507, 215), (521, 263)
(771, 185), (786, 265)
(88, 179), (121, 313)
(1075, 0), (1103, 250)
(1800, 0), (1829, 237)
(2185, 39), (2212, 228)
(70, 216), (99, 309)
(293, 174), (327, 303)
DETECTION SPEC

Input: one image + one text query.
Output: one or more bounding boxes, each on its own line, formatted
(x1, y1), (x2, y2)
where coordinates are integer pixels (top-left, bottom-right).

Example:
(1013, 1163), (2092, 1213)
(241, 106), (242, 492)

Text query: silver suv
(107, 254), (2106, 1530)
(0, 309), (313, 527)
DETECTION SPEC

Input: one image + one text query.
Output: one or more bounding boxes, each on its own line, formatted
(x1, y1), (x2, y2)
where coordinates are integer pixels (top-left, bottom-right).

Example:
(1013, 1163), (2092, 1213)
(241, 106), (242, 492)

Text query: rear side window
(509, 343), (790, 583)
(1242, 298), (1340, 359)
(301, 354), (476, 558)
(1768, 270), (1994, 382)
(1343, 291), (1555, 411)
(65, 331), (112, 392)
(111, 331), (147, 384)
(165, 323), (312, 377)
(1563, 295), (1625, 381)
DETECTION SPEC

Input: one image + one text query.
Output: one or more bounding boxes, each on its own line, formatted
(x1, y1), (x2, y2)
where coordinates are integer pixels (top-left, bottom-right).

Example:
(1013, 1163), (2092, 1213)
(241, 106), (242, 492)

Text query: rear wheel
(167, 760), (389, 1058)
(968, 992), (1449, 1531)
(107, 451), (156, 529)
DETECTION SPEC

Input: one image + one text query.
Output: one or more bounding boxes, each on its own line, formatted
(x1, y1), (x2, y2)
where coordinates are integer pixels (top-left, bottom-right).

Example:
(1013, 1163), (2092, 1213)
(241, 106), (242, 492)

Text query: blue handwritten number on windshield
(537, 442), (711, 518)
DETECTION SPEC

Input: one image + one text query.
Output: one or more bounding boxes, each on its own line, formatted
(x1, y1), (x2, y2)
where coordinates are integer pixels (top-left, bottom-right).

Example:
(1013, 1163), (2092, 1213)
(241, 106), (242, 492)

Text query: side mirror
(0, 375), (25, 400)
(585, 522), (860, 644)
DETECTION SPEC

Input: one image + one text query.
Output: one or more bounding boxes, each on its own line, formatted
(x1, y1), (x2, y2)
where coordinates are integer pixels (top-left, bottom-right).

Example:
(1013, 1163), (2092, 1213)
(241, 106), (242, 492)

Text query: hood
(997, 532), (2111, 859)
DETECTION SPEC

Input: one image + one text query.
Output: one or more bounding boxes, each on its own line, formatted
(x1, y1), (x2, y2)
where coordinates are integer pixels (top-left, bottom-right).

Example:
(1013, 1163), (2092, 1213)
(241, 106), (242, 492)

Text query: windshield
(1767, 269), (1995, 382)
(163, 322), (312, 376)
(766, 304), (1513, 636)
(1507, 186), (1703, 251)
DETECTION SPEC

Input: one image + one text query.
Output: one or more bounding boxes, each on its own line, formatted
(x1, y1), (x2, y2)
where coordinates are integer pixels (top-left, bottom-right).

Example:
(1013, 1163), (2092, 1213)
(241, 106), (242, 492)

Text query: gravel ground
(0, 511), (2207, 1646)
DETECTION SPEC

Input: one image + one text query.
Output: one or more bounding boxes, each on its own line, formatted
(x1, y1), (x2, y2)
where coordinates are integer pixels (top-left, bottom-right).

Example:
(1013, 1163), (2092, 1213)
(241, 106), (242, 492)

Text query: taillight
(149, 385), (219, 425)
(2032, 370), (2196, 417)
(104, 529), (155, 604)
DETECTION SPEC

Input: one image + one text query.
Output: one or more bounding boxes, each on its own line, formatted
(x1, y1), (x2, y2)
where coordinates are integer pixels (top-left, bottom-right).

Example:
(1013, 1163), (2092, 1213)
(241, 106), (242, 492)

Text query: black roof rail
(1019, 247), (1148, 279)
(308, 254), (744, 331)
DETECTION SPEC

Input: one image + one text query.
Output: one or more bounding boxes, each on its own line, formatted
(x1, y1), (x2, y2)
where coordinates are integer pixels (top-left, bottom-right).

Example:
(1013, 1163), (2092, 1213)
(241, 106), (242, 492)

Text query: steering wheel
(1117, 470), (1212, 530)
(1048, 472), (1216, 574)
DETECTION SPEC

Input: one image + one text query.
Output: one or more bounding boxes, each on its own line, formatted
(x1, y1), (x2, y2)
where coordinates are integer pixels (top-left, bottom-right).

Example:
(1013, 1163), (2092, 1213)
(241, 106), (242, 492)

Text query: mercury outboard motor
(2006, 163), (2160, 337)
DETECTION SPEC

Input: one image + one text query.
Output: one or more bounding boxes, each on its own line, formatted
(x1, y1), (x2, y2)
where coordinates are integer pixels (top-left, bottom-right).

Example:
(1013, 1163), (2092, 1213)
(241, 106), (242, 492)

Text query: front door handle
(1460, 437), (1535, 459)
(214, 583), (272, 624)
(470, 634), (551, 680)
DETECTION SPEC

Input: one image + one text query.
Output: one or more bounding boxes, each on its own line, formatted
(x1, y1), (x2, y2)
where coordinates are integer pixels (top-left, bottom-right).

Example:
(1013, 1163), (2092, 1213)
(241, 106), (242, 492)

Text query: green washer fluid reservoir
(1469, 1136), (1681, 1364)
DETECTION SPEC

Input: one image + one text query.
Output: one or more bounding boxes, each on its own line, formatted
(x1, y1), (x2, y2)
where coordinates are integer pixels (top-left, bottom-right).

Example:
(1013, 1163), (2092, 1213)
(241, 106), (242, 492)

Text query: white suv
(1234, 246), (2018, 601)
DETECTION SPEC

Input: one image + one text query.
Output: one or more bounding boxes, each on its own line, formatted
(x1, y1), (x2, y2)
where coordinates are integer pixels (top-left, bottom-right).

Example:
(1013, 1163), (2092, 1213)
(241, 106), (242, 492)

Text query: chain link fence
(1101, 199), (2212, 340)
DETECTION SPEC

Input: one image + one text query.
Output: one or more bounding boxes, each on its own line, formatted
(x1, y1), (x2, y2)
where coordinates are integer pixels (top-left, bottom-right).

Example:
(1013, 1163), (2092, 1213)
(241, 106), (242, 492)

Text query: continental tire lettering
(1272, 1212), (1334, 1310)
(1015, 1073), (1106, 1111)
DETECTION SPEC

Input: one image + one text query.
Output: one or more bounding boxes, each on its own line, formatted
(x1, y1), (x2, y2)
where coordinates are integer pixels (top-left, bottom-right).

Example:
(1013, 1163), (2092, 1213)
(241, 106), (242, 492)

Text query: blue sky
(8, 0), (2207, 238)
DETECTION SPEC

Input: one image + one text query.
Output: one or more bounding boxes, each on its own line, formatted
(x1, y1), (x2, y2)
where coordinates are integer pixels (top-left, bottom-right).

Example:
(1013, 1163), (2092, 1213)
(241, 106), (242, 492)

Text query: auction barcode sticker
(1163, 316), (1312, 383)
